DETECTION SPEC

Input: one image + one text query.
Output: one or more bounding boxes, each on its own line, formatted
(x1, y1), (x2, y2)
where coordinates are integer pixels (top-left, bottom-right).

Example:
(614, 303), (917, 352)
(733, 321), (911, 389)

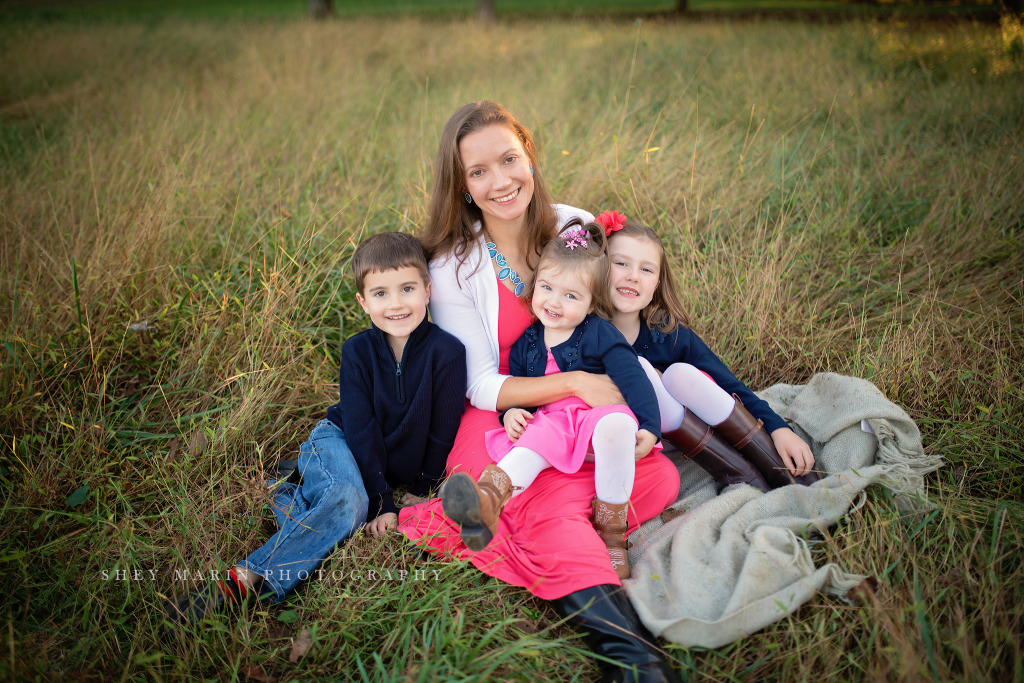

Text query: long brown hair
(522, 219), (615, 321)
(608, 222), (691, 333)
(420, 101), (557, 276)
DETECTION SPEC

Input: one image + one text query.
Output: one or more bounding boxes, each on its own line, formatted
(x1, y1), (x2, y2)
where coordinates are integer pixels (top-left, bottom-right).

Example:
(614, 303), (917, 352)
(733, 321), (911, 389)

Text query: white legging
(637, 357), (736, 431)
(497, 412), (638, 505)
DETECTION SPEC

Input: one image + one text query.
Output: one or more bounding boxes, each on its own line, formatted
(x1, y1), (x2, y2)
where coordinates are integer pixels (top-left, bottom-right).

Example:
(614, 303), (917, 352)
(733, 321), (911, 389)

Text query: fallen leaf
(241, 664), (277, 682)
(189, 431), (209, 456)
(660, 508), (686, 523)
(518, 619), (537, 634)
(65, 485), (90, 507)
(122, 374), (141, 397)
(165, 436), (180, 464)
(850, 576), (880, 604)
(289, 627), (314, 663)
(267, 622), (292, 641)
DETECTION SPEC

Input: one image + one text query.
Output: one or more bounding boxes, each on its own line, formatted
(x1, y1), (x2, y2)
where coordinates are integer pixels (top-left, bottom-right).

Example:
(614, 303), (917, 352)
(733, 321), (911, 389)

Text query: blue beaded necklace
(484, 233), (525, 297)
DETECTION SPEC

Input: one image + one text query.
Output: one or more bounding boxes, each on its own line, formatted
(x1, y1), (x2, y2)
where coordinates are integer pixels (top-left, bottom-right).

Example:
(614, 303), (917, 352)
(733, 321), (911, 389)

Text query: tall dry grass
(1, 14), (1022, 682)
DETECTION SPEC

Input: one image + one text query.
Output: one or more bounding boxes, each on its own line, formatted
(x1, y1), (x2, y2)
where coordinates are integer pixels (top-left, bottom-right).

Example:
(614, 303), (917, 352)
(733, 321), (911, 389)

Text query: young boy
(164, 232), (466, 637)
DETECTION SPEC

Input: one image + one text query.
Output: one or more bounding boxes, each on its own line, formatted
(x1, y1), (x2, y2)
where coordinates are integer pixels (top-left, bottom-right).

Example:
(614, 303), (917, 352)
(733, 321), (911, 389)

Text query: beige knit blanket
(624, 373), (942, 649)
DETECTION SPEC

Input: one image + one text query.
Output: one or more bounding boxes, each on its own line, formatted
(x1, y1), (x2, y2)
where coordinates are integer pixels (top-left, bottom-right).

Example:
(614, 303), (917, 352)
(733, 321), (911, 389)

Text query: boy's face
(356, 266), (431, 341)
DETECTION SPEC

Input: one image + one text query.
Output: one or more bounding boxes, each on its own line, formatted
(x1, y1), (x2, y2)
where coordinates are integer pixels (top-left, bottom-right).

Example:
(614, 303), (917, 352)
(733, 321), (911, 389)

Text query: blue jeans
(241, 419), (368, 601)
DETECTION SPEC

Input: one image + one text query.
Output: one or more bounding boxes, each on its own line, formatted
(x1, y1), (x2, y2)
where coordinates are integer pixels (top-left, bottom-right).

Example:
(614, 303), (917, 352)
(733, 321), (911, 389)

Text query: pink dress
(398, 278), (681, 599)
(485, 349), (661, 472)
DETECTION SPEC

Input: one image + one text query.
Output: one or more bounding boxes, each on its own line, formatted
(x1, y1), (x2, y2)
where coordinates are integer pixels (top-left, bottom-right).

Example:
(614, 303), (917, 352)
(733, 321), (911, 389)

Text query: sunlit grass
(1, 13), (1022, 682)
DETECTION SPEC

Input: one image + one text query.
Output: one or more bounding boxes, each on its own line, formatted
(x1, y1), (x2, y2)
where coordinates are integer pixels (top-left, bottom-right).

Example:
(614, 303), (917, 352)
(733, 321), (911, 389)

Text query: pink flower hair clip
(595, 210), (627, 236)
(564, 230), (588, 250)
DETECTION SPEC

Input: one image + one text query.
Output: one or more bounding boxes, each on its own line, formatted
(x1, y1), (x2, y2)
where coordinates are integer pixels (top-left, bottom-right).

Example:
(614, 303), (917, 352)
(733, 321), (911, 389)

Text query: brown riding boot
(713, 394), (821, 489)
(663, 409), (771, 493)
(592, 498), (631, 580)
(441, 465), (516, 551)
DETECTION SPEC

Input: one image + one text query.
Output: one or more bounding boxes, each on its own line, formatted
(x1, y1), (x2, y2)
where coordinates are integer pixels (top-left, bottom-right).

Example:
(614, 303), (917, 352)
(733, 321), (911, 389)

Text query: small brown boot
(663, 409), (771, 493)
(442, 465), (515, 551)
(592, 498), (631, 580)
(713, 394), (821, 489)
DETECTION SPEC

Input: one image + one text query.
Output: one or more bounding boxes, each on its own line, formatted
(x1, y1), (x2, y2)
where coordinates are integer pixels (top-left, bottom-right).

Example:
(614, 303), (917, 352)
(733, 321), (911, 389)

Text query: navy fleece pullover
(326, 317), (466, 521)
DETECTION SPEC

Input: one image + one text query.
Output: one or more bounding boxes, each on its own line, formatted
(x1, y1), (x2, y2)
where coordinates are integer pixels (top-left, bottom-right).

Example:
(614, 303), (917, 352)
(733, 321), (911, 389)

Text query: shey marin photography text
(100, 567), (444, 584)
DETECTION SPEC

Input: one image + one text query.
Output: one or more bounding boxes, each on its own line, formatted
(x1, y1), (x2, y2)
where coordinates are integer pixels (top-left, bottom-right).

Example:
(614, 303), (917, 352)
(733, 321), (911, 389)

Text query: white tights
(497, 412), (638, 505)
(639, 358), (737, 430)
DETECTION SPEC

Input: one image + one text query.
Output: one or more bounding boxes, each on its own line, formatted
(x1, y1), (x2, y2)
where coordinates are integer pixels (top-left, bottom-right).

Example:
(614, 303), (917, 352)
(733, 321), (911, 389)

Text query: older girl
(398, 102), (681, 682)
(603, 213), (818, 489)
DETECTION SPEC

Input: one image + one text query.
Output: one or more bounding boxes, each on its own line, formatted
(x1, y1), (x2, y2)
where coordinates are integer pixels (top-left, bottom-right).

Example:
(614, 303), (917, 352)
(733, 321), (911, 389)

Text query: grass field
(1, 10), (1023, 683)
(0, 0), (1003, 23)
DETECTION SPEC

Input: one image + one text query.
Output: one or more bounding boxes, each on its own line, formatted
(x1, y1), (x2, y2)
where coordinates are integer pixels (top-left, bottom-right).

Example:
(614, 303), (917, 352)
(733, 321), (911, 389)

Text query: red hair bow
(595, 210), (627, 236)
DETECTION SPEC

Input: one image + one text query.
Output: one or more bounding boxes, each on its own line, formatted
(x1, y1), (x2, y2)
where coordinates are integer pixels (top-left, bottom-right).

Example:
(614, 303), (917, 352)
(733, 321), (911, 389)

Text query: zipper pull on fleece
(395, 361), (405, 404)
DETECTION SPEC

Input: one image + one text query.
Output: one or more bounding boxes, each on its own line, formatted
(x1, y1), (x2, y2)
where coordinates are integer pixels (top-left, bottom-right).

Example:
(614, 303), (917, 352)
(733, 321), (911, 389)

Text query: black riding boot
(550, 584), (682, 683)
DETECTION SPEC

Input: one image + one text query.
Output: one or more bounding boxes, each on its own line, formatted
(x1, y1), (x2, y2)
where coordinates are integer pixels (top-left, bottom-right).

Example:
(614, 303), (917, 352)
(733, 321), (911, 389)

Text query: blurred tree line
(305, 0), (1019, 21)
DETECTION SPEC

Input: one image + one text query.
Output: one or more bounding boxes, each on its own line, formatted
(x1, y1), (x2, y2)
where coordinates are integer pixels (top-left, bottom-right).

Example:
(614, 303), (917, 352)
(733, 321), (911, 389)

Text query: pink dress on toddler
(484, 349), (662, 472)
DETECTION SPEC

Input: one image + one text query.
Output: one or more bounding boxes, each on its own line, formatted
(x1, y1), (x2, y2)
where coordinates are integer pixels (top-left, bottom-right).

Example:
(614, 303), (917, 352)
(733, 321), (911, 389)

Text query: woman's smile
(493, 187), (520, 204)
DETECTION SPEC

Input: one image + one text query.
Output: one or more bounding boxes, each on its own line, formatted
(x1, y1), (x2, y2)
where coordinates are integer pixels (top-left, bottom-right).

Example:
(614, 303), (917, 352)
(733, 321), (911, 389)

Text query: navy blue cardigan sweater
(502, 314), (661, 439)
(326, 317), (466, 521)
(631, 323), (788, 434)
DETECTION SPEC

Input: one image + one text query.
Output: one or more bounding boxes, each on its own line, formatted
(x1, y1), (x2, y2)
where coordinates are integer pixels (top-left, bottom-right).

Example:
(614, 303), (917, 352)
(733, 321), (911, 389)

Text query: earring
(465, 192), (473, 204)
(529, 166), (533, 176)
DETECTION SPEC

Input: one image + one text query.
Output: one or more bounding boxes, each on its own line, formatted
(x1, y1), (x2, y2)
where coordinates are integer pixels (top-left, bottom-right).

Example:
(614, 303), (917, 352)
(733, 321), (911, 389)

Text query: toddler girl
(441, 220), (661, 579)
(601, 211), (819, 491)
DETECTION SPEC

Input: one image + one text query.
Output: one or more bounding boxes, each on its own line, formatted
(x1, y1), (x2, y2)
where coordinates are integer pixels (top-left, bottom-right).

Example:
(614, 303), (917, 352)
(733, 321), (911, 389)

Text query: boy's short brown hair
(352, 232), (431, 294)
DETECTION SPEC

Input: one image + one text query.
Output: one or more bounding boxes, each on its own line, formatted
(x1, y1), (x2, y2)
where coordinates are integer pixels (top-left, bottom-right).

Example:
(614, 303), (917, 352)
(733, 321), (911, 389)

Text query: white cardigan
(428, 204), (595, 412)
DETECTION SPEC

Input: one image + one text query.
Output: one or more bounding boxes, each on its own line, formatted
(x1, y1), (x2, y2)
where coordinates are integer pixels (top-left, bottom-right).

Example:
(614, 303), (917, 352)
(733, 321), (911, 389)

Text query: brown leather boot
(441, 465), (516, 551)
(713, 394), (821, 489)
(592, 498), (631, 580)
(663, 409), (771, 493)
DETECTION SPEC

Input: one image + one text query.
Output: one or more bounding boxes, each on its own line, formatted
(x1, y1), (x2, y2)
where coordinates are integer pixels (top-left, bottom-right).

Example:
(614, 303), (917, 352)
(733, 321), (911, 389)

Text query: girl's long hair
(609, 222), (691, 333)
(420, 101), (557, 277)
(522, 218), (615, 321)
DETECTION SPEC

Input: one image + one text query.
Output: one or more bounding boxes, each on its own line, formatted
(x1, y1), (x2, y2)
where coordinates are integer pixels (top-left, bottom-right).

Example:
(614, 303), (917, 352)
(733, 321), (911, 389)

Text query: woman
(398, 101), (681, 683)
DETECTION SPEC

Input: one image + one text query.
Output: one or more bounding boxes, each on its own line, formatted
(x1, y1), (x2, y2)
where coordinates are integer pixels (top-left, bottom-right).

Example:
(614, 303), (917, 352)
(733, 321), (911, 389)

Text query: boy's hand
(399, 492), (426, 506)
(634, 429), (657, 460)
(365, 512), (398, 537)
(504, 408), (534, 441)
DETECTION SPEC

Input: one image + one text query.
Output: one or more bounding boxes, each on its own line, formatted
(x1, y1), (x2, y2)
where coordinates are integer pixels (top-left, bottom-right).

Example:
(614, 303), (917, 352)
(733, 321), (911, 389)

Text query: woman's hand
(399, 492), (426, 506)
(365, 512), (398, 537)
(634, 429), (658, 460)
(770, 427), (815, 477)
(503, 408), (534, 441)
(568, 372), (625, 408)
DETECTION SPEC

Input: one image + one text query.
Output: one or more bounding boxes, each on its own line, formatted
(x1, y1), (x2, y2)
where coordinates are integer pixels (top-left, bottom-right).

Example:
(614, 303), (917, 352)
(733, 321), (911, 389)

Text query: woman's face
(608, 234), (661, 315)
(459, 124), (535, 228)
(531, 264), (593, 333)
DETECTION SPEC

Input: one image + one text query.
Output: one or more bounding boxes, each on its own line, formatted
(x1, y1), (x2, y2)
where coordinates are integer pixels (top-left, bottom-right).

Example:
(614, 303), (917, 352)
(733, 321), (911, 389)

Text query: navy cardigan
(326, 317), (466, 521)
(502, 314), (661, 439)
(631, 323), (788, 434)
